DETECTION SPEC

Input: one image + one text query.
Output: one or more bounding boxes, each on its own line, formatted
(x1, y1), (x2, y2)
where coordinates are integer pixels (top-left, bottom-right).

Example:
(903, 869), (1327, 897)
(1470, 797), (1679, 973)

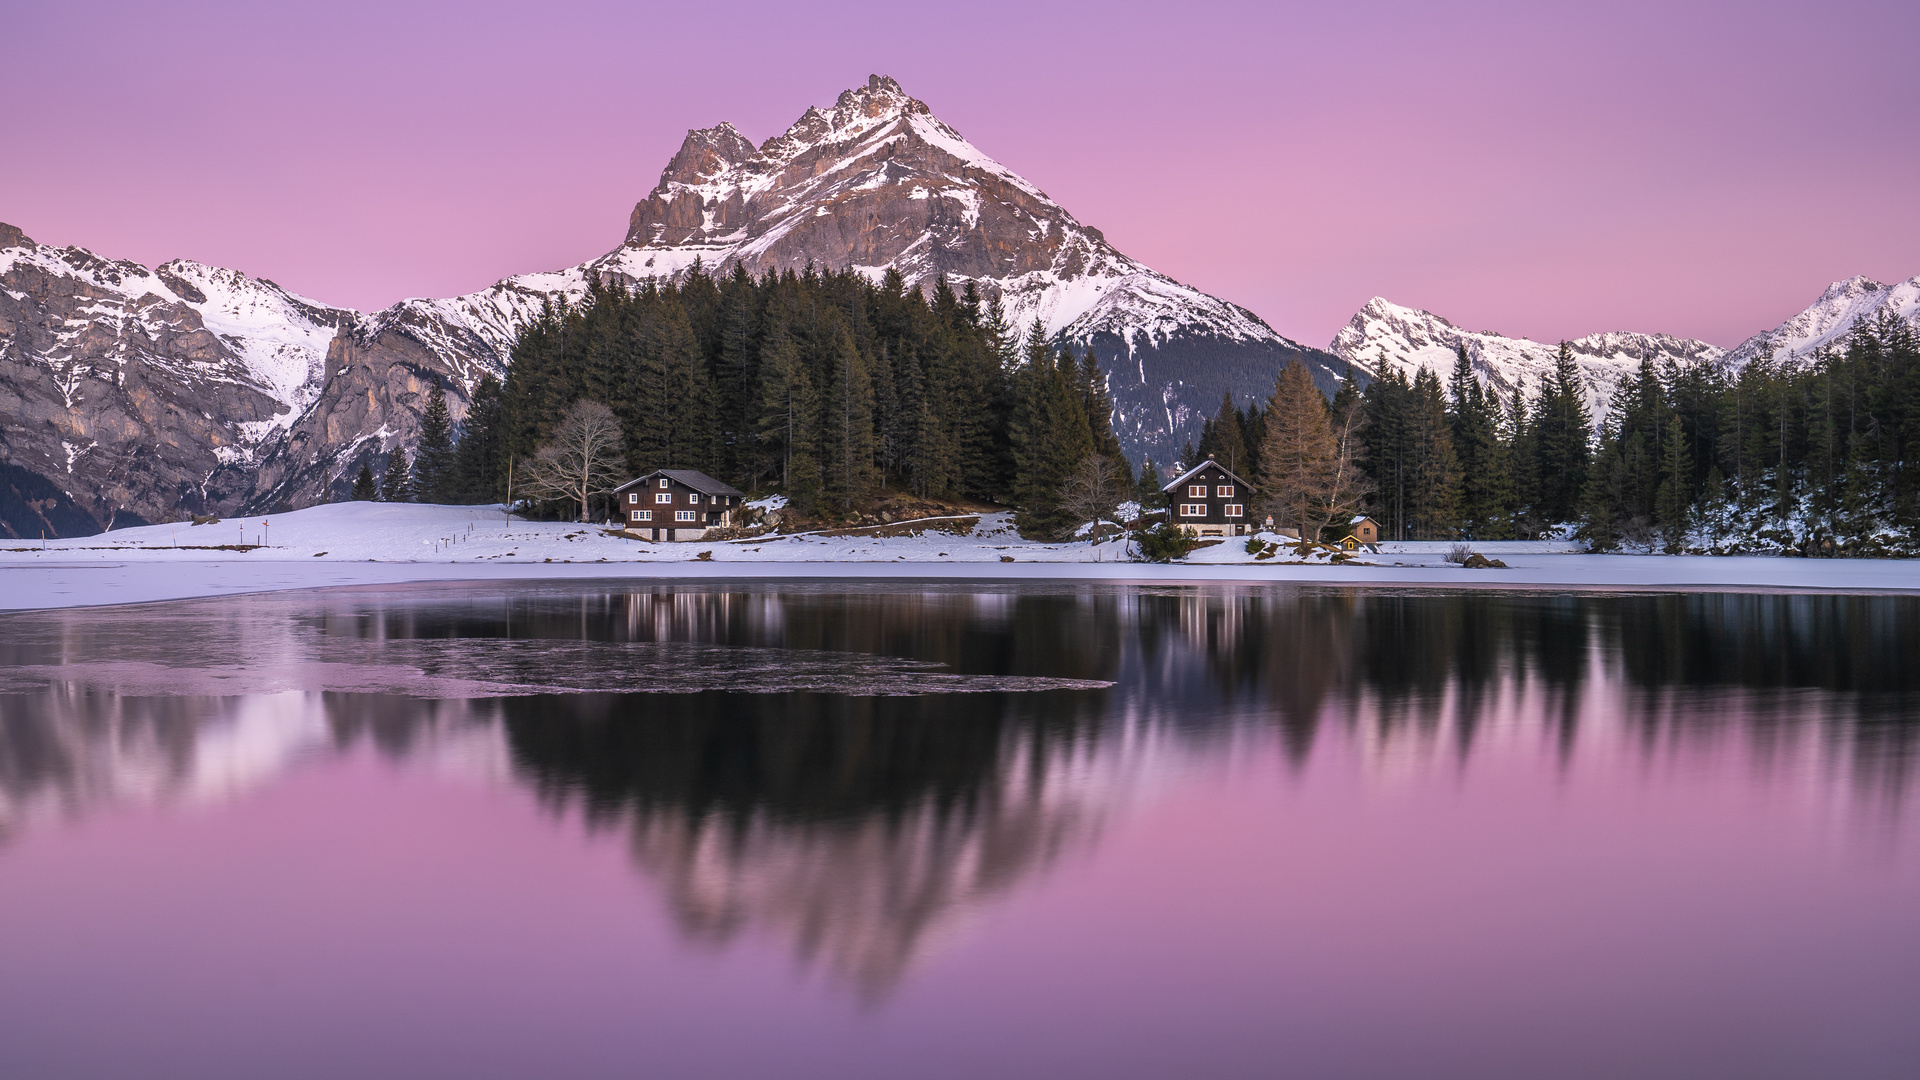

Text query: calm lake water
(1, 582), (1917, 1079)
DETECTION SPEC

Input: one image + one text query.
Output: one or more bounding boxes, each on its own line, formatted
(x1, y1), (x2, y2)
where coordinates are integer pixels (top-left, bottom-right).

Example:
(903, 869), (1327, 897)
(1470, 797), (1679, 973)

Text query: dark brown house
(1161, 458), (1257, 537)
(612, 469), (746, 541)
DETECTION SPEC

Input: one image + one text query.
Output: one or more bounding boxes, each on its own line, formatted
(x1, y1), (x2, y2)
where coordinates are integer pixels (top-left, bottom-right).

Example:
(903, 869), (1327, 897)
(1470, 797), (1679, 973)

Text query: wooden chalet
(1162, 457), (1257, 537)
(612, 469), (746, 541)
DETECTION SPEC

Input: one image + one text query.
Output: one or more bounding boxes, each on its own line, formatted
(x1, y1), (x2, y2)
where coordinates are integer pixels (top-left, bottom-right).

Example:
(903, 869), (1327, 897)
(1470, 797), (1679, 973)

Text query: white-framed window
(1181, 503), (1206, 517)
(688, 493), (700, 505)
(655, 493), (672, 504)
(1188, 484), (1207, 498)
(1217, 485), (1234, 498)
(658, 478), (669, 488)
(674, 510), (697, 522)
(630, 509), (652, 522)
(628, 492), (637, 504)
(1225, 504), (1243, 517)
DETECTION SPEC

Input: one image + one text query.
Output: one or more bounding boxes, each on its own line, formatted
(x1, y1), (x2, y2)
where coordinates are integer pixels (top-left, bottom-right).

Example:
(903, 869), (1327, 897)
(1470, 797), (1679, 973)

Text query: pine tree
(818, 327), (876, 515)
(1447, 346), (1512, 538)
(1654, 413), (1692, 552)
(1010, 343), (1094, 538)
(453, 373), (506, 503)
(1197, 392), (1248, 476)
(380, 449), (415, 502)
(1506, 376), (1537, 535)
(1531, 342), (1592, 528)
(351, 459), (377, 501)
(1137, 457), (1165, 512)
(415, 383), (456, 503)
(1358, 369), (1411, 539)
(1080, 348), (1124, 466)
(1406, 368), (1462, 538)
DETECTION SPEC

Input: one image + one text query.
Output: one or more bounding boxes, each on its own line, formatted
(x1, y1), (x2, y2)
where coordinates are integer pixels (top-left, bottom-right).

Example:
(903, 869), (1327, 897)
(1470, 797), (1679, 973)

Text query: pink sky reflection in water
(0, 685), (1914, 1080)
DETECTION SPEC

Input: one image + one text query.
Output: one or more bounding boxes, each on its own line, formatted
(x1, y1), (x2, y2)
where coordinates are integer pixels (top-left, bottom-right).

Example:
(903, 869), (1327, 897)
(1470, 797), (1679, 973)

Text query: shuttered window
(1180, 503), (1206, 517)
(1217, 485), (1234, 498)
(1225, 504), (1243, 517)
(1188, 485), (1207, 498)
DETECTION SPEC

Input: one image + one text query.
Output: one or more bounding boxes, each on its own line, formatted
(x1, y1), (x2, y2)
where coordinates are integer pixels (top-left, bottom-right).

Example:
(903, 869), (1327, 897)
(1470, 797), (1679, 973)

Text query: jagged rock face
(593, 74), (1346, 467)
(1331, 297), (1727, 419)
(0, 227), (507, 526)
(0, 231), (347, 533)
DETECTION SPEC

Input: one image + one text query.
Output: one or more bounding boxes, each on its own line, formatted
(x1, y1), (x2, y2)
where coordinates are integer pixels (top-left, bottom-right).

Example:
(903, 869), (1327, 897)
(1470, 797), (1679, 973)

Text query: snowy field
(2, 502), (1918, 611)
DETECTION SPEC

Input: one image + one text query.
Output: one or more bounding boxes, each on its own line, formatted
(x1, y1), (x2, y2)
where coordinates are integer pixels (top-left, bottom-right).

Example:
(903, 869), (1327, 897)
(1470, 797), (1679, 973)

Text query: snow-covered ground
(2, 502), (1918, 612)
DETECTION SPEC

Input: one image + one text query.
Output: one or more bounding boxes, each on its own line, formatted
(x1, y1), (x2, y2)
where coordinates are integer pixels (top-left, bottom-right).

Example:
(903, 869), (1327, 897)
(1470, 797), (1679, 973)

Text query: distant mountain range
(1332, 275), (1920, 420)
(2, 77), (1916, 536)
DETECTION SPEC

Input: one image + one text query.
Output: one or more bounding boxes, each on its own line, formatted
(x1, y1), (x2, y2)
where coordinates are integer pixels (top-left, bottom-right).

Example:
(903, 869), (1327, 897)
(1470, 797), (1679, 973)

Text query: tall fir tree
(414, 383), (456, 503)
(1447, 346), (1513, 538)
(380, 448), (415, 503)
(453, 373), (507, 503)
(351, 459), (377, 501)
(1530, 343), (1592, 528)
(1655, 413), (1692, 552)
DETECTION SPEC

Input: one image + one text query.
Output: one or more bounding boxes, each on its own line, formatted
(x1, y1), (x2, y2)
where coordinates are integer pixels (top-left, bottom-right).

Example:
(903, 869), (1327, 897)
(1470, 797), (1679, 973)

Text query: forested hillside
(421, 265), (1127, 537)
(401, 262), (1918, 557)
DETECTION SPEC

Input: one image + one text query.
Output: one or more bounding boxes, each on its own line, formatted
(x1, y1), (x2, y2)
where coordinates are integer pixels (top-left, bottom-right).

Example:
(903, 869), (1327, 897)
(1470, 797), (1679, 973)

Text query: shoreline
(5, 502), (1918, 611)
(6, 555), (1920, 613)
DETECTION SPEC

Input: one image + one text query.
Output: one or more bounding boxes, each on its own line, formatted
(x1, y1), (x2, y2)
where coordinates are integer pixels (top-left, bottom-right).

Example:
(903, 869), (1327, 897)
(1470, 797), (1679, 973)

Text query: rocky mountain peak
(1819, 274), (1887, 302)
(659, 122), (757, 188)
(0, 222), (33, 250)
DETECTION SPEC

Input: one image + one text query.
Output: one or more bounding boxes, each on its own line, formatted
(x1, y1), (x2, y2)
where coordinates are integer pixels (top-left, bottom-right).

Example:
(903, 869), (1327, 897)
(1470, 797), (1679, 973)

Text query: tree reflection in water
(1, 583), (1917, 993)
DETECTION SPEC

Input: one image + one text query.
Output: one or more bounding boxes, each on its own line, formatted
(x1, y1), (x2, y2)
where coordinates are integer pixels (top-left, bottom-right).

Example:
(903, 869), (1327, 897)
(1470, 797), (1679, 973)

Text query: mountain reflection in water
(1, 584), (1917, 997)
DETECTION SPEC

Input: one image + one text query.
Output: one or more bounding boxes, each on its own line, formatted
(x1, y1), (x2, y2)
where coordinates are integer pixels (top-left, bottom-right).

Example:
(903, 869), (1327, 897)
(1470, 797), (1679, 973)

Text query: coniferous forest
(418, 264), (1920, 557)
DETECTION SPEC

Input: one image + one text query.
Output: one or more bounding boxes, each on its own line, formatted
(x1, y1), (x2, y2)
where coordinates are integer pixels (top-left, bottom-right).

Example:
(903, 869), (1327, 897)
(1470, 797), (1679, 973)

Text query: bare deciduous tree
(1057, 454), (1129, 544)
(514, 400), (627, 522)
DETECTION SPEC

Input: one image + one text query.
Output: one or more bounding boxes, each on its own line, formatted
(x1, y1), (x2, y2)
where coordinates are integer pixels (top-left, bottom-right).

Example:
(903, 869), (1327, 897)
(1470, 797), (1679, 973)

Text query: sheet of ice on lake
(0, 639), (1112, 699)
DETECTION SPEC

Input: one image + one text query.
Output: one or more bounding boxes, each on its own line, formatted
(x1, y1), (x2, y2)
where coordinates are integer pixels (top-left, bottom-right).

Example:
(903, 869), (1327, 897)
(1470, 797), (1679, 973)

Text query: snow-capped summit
(1331, 297), (1724, 419)
(589, 74), (1297, 356)
(346, 75), (1342, 472)
(1725, 275), (1920, 368)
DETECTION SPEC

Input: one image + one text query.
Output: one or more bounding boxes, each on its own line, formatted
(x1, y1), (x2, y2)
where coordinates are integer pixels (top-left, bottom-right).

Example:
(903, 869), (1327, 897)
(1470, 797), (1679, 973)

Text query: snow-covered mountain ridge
(6, 74), (1918, 536)
(1333, 276), (1920, 420)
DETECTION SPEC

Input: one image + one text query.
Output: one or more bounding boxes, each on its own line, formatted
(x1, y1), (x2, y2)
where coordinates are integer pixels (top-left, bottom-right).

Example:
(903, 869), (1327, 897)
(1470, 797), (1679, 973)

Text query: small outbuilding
(612, 469), (746, 541)
(1346, 514), (1382, 551)
(1162, 457), (1257, 537)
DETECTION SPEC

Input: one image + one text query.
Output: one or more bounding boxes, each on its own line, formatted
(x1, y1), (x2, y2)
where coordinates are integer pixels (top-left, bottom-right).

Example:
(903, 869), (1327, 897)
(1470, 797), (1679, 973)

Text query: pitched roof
(1161, 458), (1257, 494)
(612, 469), (745, 497)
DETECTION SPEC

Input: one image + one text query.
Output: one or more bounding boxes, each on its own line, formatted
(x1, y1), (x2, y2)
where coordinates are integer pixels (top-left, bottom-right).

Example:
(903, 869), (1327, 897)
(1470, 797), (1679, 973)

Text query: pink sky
(5, 0), (1916, 349)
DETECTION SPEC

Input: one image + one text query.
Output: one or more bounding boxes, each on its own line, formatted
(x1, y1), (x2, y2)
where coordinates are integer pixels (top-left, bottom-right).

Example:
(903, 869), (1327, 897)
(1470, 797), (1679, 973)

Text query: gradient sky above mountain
(6, 0), (1915, 349)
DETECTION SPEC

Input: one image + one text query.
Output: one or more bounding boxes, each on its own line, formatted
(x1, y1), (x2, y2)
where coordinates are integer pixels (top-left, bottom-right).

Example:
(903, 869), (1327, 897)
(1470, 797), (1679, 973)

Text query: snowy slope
(0, 238), (350, 439)
(586, 75), (1303, 352)
(1725, 275), (1920, 367)
(1331, 297), (1726, 418)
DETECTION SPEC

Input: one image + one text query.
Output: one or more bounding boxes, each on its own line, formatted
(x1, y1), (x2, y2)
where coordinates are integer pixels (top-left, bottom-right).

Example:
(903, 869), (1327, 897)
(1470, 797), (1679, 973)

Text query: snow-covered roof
(1160, 458), (1256, 493)
(613, 469), (745, 497)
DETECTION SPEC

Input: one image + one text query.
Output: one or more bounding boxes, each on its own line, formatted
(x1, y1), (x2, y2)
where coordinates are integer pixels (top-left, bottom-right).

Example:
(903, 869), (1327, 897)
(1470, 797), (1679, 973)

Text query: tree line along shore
(344, 264), (1920, 558)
